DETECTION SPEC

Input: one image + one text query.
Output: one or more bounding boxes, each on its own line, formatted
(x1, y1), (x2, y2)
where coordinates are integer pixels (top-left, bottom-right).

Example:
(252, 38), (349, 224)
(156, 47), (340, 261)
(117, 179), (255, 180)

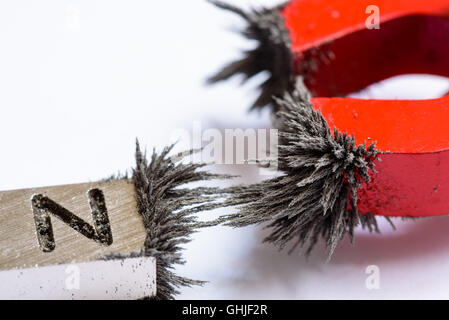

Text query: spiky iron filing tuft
(220, 90), (394, 259)
(133, 141), (230, 300)
(207, 0), (294, 111)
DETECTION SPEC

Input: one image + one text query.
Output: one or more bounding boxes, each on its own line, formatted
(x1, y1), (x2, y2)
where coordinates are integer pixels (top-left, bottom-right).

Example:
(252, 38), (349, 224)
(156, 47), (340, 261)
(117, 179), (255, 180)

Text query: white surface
(1, 0), (449, 300)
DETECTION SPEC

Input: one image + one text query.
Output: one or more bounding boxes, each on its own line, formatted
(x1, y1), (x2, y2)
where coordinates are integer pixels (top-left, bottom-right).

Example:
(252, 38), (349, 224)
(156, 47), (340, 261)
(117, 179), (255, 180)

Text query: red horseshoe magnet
(210, 0), (449, 219)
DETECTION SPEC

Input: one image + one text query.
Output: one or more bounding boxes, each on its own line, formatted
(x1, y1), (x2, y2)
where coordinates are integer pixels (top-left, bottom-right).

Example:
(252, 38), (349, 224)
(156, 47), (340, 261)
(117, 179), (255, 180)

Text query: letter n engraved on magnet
(31, 188), (113, 252)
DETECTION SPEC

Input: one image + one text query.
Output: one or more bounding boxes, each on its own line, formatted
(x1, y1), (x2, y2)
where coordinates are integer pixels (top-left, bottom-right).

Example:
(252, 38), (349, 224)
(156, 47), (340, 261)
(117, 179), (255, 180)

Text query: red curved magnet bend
(280, 0), (449, 217)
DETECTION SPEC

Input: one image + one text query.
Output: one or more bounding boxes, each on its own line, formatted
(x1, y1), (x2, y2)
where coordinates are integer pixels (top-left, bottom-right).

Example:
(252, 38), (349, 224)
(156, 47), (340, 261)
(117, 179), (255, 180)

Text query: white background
(2, 0), (449, 299)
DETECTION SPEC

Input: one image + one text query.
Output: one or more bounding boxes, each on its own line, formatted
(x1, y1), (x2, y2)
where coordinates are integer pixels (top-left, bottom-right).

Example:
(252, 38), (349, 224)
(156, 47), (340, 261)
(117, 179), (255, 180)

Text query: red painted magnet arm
(282, 0), (449, 97)
(282, 0), (449, 52)
(311, 97), (449, 218)
(312, 96), (449, 154)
